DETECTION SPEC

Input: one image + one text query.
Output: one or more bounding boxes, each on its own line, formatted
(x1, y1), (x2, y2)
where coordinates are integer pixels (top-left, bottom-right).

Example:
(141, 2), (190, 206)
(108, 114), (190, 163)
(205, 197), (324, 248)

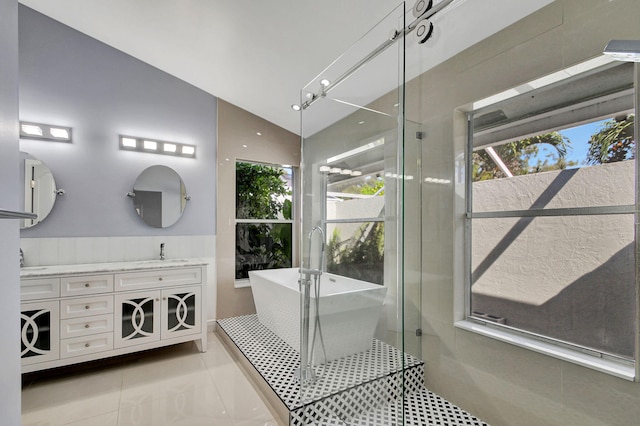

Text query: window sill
(234, 279), (251, 289)
(454, 319), (635, 381)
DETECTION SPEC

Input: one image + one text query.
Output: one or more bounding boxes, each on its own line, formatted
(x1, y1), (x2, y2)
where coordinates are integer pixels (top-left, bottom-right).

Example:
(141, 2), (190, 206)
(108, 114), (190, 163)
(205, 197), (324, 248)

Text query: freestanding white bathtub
(249, 268), (387, 364)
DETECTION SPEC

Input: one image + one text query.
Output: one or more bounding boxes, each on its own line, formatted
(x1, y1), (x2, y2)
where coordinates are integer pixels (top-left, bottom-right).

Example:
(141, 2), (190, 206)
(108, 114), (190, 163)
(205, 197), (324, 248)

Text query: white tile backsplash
(20, 235), (216, 267)
(39, 238), (59, 266)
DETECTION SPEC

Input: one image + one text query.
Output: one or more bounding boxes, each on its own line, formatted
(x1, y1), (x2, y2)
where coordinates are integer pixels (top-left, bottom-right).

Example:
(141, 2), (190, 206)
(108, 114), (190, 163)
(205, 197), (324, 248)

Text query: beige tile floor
(21, 332), (283, 426)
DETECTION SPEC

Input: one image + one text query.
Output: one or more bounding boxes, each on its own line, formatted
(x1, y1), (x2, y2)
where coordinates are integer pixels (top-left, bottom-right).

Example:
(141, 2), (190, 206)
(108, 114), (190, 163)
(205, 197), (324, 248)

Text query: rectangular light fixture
(119, 135), (196, 158)
(603, 39), (640, 62)
(20, 121), (72, 142)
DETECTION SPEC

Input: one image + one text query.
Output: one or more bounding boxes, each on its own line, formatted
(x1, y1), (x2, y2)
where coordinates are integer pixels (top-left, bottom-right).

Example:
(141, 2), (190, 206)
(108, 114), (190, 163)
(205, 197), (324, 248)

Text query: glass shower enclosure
(296, 2), (424, 423)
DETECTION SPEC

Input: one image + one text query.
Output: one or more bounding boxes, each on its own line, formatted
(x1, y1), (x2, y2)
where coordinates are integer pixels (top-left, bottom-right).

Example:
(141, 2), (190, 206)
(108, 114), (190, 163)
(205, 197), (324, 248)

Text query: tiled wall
(408, 0), (640, 425)
(20, 235), (214, 266)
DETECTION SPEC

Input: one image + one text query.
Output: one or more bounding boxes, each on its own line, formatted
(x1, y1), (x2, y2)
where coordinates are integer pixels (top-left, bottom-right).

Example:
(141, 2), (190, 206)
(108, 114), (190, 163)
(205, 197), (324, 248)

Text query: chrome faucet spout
(20, 248), (24, 268)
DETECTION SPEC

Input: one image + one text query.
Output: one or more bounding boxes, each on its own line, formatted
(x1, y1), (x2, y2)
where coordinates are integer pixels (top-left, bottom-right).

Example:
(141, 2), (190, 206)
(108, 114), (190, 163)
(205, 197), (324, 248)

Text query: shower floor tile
(217, 315), (424, 409)
(218, 315), (489, 425)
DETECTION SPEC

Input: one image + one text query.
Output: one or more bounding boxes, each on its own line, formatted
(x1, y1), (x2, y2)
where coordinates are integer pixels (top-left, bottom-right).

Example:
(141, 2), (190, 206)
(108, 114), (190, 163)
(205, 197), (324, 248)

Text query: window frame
(456, 60), (640, 381)
(234, 160), (295, 288)
(321, 156), (386, 285)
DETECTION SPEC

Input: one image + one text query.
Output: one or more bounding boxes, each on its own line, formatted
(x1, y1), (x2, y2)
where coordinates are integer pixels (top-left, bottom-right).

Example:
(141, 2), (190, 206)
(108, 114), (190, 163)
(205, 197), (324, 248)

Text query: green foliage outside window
(473, 132), (571, 181)
(586, 114), (635, 165)
(326, 222), (384, 285)
(236, 162), (292, 279)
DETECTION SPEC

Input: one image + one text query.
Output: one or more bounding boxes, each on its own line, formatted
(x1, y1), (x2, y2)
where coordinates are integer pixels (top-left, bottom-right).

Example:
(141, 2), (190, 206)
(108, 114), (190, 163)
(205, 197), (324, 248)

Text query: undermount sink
(134, 258), (192, 264)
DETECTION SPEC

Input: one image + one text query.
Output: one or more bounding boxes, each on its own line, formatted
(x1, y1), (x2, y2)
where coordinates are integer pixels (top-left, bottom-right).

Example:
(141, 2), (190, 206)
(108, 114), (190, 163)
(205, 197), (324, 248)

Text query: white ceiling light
(143, 140), (158, 150)
(181, 145), (195, 156)
(49, 127), (70, 139)
(121, 137), (137, 148)
(21, 124), (43, 136)
(20, 121), (72, 142)
(163, 143), (177, 152)
(119, 135), (196, 158)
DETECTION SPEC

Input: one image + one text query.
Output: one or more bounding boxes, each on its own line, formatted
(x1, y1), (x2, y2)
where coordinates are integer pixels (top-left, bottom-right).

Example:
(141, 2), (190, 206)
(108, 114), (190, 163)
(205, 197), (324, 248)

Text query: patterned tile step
(217, 315), (425, 425)
(362, 389), (489, 425)
(313, 389), (490, 426)
(218, 315), (489, 425)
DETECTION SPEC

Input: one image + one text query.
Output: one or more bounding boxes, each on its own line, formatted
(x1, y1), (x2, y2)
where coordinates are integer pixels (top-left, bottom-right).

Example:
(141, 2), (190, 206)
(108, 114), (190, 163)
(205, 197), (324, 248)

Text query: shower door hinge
(415, 328), (423, 337)
(415, 131), (424, 140)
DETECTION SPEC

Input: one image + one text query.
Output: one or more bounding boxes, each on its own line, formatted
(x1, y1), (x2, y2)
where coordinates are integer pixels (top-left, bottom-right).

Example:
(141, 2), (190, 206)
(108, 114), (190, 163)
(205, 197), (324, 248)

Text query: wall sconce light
(119, 135), (196, 158)
(603, 39), (640, 62)
(20, 121), (72, 142)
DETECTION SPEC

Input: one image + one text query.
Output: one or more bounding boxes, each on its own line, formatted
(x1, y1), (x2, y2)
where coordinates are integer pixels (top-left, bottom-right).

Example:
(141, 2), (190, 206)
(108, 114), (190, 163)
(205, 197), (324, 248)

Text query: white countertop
(20, 258), (209, 278)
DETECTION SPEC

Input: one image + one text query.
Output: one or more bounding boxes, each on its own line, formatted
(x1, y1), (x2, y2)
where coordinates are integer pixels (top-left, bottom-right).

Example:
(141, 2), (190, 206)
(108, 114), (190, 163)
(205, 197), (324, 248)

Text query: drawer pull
(85, 343), (90, 348)
(85, 283), (90, 288)
(85, 305), (90, 310)
(84, 324), (90, 329)
(158, 277), (163, 281)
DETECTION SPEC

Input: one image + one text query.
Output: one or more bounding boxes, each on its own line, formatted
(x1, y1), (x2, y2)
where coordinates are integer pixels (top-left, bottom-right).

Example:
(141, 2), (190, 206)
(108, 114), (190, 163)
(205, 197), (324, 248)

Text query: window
(235, 161), (293, 281)
(321, 139), (385, 285)
(465, 58), (637, 369)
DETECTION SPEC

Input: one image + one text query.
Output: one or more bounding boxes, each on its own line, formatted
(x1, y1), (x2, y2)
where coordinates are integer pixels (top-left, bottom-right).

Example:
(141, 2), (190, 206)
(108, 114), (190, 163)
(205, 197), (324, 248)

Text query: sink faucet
(20, 249), (24, 268)
(160, 243), (165, 261)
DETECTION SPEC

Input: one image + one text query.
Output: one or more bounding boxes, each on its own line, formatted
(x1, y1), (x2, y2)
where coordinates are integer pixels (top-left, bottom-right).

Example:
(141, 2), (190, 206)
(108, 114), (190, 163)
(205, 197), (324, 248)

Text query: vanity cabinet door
(21, 300), (60, 366)
(161, 286), (201, 339)
(114, 291), (160, 348)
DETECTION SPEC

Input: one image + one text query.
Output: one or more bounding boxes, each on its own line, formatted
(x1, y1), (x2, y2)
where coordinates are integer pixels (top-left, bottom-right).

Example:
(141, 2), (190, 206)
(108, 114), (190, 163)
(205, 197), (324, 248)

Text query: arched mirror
(128, 165), (189, 228)
(19, 152), (64, 229)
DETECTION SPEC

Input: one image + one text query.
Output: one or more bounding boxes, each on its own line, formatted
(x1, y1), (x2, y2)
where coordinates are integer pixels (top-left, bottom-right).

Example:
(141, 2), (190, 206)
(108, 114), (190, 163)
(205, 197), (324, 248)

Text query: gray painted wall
(18, 5), (217, 238)
(0, 0), (23, 423)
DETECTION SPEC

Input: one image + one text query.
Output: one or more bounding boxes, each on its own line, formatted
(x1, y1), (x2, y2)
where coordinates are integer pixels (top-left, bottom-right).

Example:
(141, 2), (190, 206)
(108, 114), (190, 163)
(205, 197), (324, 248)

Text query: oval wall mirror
(19, 152), (63, 229)
(129, 165), (189, 228)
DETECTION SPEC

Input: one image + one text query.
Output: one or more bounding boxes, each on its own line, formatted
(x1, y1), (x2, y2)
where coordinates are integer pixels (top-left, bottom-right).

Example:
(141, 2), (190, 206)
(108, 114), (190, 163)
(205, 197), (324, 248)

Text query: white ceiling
(18, 0), (554, 135)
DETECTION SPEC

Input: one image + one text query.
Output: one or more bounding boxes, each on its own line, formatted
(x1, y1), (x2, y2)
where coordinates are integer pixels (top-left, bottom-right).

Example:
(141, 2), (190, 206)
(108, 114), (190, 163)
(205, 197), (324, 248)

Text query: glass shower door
(296, 2), (423, 424)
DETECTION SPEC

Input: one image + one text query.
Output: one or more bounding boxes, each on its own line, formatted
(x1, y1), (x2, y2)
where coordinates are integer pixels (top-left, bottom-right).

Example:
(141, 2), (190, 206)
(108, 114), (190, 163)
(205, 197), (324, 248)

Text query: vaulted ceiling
(19, 0), (554, 135)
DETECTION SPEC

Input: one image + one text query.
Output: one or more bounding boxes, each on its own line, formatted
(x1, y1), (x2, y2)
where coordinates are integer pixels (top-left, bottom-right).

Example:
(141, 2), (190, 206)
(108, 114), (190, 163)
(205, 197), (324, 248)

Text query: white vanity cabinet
(20, 261), (207, 374)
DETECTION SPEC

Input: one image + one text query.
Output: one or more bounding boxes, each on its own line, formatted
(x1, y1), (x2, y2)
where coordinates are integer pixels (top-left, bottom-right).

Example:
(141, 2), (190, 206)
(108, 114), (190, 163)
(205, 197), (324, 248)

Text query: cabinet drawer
(60, 274), (114, 297)
(115, 267), (202, 291)
(60, 314), (113, 339)
(21, 277), (61, 301)
(60, 295), (114, 319)
(60, 332), (113, 359)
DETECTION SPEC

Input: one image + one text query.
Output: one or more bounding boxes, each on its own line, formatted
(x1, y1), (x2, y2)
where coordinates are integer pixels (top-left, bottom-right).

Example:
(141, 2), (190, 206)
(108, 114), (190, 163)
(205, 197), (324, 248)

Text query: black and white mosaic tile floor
(217, 315), (489, 426)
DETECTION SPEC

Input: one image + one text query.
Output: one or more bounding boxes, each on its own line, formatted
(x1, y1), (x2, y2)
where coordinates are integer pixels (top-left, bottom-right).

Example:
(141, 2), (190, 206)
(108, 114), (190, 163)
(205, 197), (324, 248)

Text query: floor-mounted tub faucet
(160, 243), (165, 260)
